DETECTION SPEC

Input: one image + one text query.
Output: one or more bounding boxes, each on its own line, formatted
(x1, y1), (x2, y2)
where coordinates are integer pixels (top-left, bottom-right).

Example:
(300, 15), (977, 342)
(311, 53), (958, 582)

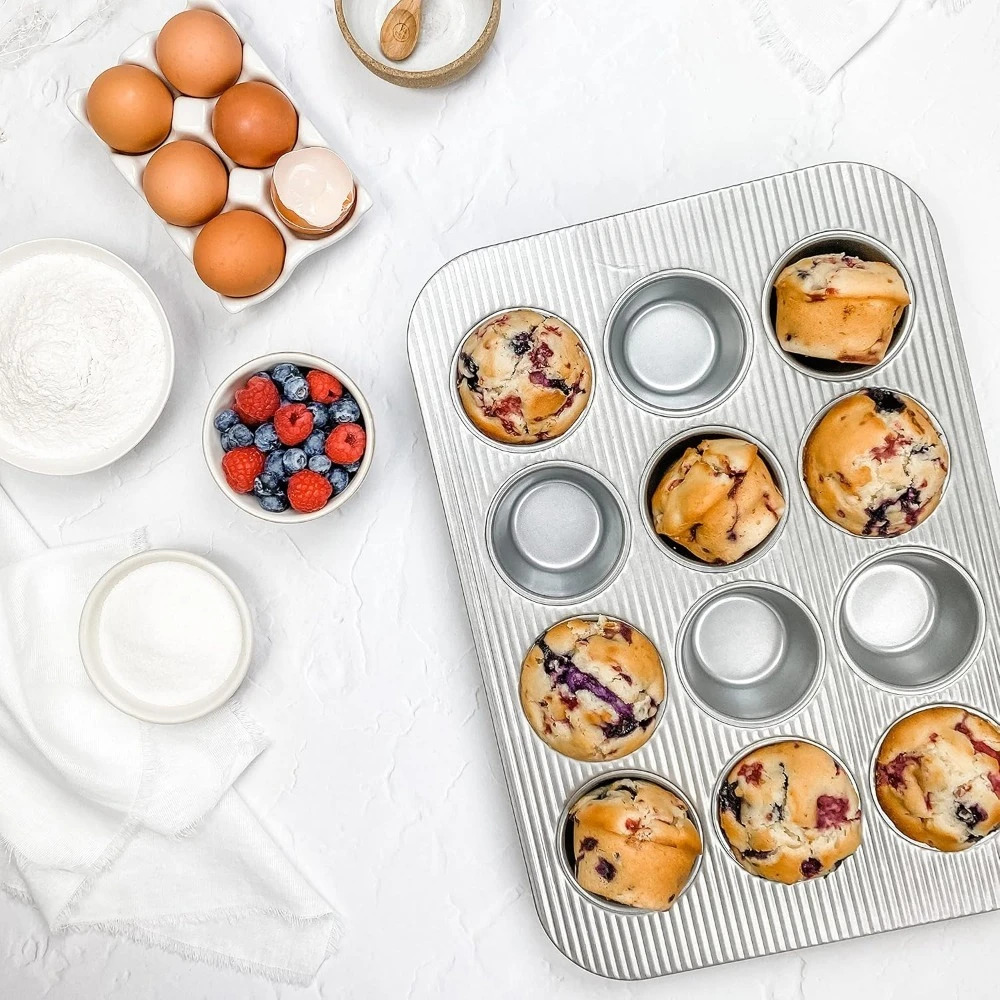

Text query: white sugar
(97, 561), (244, 708)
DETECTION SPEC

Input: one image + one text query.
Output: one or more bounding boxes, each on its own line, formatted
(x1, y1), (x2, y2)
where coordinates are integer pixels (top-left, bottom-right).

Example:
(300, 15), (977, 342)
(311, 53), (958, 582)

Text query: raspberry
(287, 470), (333, 513)
(221, 447), (265, 494)
(325, 423), (366, 464)
(306, 369), (343, 404)
(273, 403), (314, 445)
(234, 375), (280, 426)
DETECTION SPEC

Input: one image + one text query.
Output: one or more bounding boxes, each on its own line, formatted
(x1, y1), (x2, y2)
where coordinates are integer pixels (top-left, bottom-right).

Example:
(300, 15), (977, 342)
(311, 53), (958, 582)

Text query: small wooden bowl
(336, 0), (500, 89)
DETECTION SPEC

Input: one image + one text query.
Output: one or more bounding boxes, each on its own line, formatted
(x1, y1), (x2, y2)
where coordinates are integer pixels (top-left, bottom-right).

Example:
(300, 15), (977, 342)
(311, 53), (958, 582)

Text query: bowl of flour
(0, 239), (174, 475)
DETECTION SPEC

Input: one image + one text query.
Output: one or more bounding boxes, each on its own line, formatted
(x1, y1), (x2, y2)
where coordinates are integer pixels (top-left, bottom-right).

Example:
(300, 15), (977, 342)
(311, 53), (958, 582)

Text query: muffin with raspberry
(650, 436), (785, 565)
(803, 388), (948, 537)
(456, 309), (592, 445)
(875, 706), (1000, 852)
(519, 617), (665, 762)
(718, 740), (862, 884)
(569, 778), (702, 910)
(774, 253), (910, 366)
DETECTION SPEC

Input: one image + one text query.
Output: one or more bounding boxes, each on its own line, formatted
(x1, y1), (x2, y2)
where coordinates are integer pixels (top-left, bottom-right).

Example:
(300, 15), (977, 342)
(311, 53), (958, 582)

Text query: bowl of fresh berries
(203, 352), (373, 522)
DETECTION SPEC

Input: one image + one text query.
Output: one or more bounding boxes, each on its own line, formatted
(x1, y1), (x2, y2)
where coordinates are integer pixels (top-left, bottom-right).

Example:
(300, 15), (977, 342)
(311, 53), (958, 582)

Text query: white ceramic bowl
(203, 351), (375, 523)
(79, 549), (253, 724)
(0, 238), (174, 476)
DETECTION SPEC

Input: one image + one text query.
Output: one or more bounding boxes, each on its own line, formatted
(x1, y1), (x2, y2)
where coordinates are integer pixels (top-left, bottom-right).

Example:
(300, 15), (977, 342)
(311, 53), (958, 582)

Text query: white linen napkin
(0, 486), (341, 984)
(741, 0), (902, 91)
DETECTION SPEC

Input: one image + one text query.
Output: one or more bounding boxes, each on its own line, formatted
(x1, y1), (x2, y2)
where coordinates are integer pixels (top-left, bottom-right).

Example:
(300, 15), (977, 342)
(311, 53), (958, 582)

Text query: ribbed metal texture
(406, 163), (1000, 980)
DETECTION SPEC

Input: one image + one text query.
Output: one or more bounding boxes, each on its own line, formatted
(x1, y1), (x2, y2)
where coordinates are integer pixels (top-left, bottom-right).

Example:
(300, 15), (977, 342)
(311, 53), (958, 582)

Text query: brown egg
(212, 81), (298, 169)
(193, 209), (286, 297)
(87, 64), (174, 154)
(142, 140), (229, 228)
(155, 9), (243, 98)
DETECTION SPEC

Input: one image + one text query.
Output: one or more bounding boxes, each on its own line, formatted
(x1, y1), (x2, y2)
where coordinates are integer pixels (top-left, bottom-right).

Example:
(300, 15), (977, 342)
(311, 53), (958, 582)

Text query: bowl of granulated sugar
(79, 549), (252, 724)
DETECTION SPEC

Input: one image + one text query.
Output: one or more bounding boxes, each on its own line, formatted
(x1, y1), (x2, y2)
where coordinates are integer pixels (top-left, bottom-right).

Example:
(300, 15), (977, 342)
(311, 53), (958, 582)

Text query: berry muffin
(520, 617), (664, 762)
(456, 309), (592, 445)
(569, 778), (702, 910)
(875, 707), (1000, 852)
(774, 253), (910, 366)
(718, 741), (862, 884)
(803, 388), (948, 537)
(650, 437), (785, 565)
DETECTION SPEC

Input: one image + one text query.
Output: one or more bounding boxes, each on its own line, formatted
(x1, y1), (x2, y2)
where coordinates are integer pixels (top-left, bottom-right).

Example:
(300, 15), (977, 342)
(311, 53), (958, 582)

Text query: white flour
(97, 560), (244, 707)
(0, 250), (167, 464)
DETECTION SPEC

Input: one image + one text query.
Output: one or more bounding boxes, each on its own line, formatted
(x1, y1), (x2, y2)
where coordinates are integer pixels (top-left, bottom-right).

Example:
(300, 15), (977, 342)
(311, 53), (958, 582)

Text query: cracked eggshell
(269, 147), (356, 238)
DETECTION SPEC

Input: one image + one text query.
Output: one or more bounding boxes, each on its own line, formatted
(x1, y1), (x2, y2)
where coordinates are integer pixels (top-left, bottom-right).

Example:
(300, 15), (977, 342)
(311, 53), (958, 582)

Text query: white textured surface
(1, 0), (1000, 996)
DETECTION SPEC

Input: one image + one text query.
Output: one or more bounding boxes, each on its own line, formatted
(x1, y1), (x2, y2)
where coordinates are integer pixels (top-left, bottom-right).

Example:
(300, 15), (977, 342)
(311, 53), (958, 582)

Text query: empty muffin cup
(763, 230), (914, 381)
(557, 769), (704, 914)
(487, 462), (630, 604)
(642, 427), (789, 572)
(835, 548), (985, 693)
(605, 270), (752, 416)
(676, 582), (824, 726)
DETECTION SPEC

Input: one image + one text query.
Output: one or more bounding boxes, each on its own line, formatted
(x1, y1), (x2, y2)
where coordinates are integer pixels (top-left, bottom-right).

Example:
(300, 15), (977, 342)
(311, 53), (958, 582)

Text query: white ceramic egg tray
(68, 0), (372, 313)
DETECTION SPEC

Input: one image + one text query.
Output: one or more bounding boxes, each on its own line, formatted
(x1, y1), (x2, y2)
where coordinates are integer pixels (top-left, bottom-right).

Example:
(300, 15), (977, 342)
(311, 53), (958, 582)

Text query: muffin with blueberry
(456, 309), (592, 445)
(774, 253), (910, 365)
(650, 436), (785, 565)
(803, 388), (947, 537)
(520, 617), (665, 762)
(875, 706), (1000, 851)
(718, 740), (862, 884)
(569, 778), (701, 910)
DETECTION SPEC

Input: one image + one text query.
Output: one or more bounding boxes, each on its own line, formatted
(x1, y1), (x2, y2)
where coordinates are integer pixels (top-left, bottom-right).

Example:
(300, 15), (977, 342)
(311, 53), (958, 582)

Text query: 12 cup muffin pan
(407, 163), (1000, 979)
(67, 0), (372, 314)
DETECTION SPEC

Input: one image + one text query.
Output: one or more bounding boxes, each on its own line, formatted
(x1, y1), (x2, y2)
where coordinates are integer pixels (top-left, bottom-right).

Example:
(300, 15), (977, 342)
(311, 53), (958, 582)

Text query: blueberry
(254, 422), (280, 452)
(328, 396), (361, 423)
(221, 424), (253, 451)
(282, 448), (307, 474)
(328, 466), (349, 494)
(303, 431), (327, 457)
(270, 363), (301, 386)
(283, 376), (309, 402)
(253, 472), (284, 497)
(799, 858), (822, 879)
(309, 454), (332, 475)
(252, 371), (273, 383)
(718, 781), (741, 817)
(264, 450), (287, 479)
(214, 408), (240, 432)
(305, 402), (329, 429)
(866, 387), (906, 414)
(594, 858), (616, 882)
(259, 494), (289, 513)
(343, 460), (362, 474)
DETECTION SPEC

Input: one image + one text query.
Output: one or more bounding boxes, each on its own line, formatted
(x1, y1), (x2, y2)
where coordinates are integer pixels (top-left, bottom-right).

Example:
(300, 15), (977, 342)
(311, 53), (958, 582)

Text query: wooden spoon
(379, 0), (422, 62)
